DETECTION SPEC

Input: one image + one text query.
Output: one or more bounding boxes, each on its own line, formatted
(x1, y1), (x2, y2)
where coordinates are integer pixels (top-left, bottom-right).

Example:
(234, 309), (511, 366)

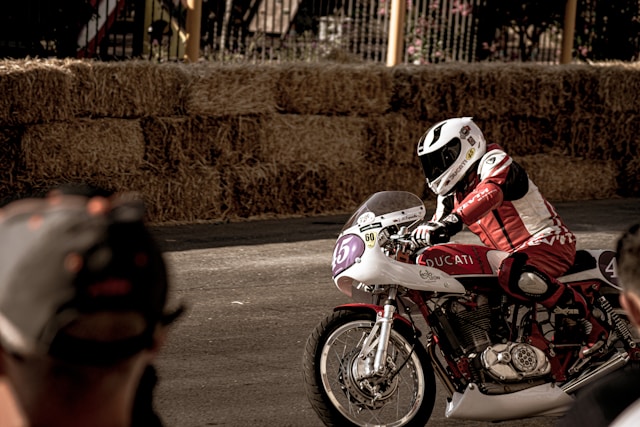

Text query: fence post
(185, 0), (202, 62)
(386, 0), (406, 66)
(560, 0), (578, 64)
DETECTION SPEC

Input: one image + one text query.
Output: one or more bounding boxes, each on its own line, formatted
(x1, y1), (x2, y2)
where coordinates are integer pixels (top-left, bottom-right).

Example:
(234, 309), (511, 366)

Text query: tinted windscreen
(419, 137), (461, 182)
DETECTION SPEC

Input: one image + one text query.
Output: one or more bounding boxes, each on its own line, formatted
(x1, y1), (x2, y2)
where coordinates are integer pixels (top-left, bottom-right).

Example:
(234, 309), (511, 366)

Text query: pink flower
(378, 7), (386, 16)
(413, 38), (422, 47)
(451, 0), (472, 16)
(408, 46), (416, 55)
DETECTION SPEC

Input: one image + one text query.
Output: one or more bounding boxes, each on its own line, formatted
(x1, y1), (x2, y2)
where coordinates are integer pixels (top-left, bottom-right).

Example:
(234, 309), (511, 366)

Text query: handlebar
(389, 226), (421, 253)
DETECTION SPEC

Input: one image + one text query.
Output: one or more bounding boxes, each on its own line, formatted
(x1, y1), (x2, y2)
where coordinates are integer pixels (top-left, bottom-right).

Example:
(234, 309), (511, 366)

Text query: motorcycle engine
(481, 342), (551, 381)
(447, 297), (492, 355)
(442, 296), (552, 382)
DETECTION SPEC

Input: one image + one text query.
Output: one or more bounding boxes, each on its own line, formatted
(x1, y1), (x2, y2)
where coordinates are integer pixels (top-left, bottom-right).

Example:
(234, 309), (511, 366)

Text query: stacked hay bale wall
(0, 59), (637, 224)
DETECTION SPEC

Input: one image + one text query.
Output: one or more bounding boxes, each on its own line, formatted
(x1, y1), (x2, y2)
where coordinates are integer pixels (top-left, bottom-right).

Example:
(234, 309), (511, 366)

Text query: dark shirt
(132, 365), (164, 427)
(556, 363), (640, 427)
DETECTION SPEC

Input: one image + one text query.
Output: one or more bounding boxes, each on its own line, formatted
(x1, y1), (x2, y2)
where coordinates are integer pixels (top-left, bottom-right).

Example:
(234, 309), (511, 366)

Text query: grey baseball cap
(0, 192), (180, 364)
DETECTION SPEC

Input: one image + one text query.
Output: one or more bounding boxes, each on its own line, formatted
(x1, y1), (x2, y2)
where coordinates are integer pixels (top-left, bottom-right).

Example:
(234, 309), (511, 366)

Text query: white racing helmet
(416, 117), (486, 196)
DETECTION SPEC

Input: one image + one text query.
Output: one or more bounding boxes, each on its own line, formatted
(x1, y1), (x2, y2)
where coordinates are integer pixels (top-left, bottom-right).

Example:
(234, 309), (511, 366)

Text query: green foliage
(476, 0), (640, 62)
(575, 0), (640, 61)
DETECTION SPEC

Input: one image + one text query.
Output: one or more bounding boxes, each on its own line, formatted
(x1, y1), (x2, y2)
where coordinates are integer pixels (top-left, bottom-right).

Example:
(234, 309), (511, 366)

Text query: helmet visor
(419, 137), (461, 182)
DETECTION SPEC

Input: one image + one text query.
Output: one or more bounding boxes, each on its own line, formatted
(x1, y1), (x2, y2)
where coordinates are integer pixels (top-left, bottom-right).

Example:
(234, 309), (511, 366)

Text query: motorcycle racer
(411, 117), (606, 356)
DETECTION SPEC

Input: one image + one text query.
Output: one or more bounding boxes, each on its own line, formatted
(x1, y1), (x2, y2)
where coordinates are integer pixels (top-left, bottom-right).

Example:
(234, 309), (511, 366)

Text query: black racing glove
(411, 213), (463, 246)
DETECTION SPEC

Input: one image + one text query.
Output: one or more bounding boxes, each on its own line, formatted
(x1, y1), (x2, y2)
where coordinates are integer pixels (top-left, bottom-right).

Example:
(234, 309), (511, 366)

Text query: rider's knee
(499, 253), (558, 302)
(517, 268), (555, 300)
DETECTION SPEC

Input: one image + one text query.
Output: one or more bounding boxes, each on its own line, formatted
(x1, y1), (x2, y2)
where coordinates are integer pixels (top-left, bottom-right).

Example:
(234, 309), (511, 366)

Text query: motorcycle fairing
(333, 236), (466, 296)
(332, 194), (466, 296)
(445, 383), (574, 421)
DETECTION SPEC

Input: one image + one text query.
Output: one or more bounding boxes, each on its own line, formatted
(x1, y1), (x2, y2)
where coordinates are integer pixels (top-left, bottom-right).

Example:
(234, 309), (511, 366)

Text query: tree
(474, 0), (565, 61)
(575, 0), (640, 61)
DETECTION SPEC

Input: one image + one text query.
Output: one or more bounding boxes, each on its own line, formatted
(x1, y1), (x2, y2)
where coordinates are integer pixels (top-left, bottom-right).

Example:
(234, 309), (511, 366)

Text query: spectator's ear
(149, 325), (169, 356)
(620, 292), (640, 328)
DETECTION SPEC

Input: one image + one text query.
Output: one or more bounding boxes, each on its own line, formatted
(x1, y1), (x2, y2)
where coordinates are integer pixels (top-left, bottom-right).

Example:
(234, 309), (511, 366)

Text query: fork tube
(373, 287), (397, 373)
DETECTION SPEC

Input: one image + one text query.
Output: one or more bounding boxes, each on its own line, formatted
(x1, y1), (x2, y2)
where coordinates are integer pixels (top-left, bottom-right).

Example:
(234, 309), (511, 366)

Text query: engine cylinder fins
(452, 303), (492, 354)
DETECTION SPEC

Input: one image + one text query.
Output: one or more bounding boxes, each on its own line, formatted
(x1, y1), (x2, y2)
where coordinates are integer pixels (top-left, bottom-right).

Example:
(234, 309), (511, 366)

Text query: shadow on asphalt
(149, 214), (350, 252)
(150, 198), (640, 252)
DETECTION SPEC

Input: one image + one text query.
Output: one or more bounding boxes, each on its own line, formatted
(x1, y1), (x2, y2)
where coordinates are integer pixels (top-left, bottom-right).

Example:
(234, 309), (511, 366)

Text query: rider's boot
(553, 287), (608, 358)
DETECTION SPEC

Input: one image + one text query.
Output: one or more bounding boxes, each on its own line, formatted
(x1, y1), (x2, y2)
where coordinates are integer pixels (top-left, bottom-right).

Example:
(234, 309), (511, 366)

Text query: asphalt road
(151, 198), (640, 427)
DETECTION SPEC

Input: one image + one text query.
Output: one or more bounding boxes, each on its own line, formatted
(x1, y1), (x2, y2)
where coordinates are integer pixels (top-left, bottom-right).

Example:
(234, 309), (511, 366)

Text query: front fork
(358, 287), (398, 376)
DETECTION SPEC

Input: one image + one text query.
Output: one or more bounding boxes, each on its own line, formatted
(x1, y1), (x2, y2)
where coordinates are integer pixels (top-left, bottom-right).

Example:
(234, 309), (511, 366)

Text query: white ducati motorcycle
(303, 191), (638, 426)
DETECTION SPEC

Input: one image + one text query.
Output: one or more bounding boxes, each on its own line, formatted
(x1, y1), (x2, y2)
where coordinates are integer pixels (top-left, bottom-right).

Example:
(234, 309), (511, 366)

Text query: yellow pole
(560, 0), (578, 64)
(185, 0), (202, 62)
(386, 0), (406, 66)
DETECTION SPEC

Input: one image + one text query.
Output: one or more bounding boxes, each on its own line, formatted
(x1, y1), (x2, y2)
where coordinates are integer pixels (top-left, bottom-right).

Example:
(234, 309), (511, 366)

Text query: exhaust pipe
(561, 352), (629, 394)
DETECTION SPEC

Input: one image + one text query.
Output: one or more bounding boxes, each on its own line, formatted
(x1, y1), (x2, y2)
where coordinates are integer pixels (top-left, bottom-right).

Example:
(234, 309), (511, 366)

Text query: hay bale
(140, 116), (190, 171)
(366, 113), (418, 164)
(64, 60), (190, 118)
(22, 118), (145, 181)
(0, 59), (74, 126)
(219, 160), (372, 219)
(141, 114), (272, 169)
(204, 114), (422, 219)
(363, 113), (425, 196)
(593, 62), (640, 113)
(185, 63), (278, 117)
(258, 114), (369, 162)
(275, 63), (394, 115)
(391, 63), (493, 120)
(475, 115), (557, 156)
(214, 115), (371, 218)
(553, 114), (639, 160)
(130, 166), (225, 224)
(391, 63), (616, 122)
(149, 114), (266, 162)
(514, 154), (618, 201)
(617, 157), (640, 197)
(0, 127), (25, 203)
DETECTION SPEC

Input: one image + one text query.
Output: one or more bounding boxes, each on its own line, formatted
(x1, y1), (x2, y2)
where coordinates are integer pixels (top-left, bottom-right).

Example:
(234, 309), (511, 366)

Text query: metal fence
(0, 0), (638, 64)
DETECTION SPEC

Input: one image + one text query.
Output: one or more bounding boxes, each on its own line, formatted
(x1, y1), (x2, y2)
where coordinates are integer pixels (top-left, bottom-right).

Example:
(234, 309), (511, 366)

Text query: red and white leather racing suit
(433, 143), (576, 307)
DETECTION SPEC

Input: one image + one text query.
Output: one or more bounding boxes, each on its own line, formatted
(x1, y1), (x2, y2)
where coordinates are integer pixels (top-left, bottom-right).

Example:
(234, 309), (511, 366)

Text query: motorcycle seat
(563, 250), (597, 276)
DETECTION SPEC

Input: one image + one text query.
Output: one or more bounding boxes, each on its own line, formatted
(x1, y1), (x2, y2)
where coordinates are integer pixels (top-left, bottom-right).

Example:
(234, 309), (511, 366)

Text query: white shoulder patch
(477, 149), (511, 180)
(432, 195), (448, 221)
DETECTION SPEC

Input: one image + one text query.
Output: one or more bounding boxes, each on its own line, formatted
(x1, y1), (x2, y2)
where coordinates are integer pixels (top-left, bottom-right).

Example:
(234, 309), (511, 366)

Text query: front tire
(302, 309), (436, 427)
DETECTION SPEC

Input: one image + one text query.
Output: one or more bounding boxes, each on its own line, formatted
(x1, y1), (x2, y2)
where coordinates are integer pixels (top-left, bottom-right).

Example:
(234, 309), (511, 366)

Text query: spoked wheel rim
(319, 320), (425, 427)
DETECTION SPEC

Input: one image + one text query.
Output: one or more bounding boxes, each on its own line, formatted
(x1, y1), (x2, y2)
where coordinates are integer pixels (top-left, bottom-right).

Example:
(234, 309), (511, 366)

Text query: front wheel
(302, 309), (436, 427)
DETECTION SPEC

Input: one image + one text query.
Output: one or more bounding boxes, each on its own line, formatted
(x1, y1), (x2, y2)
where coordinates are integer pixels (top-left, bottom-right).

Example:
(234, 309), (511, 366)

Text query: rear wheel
(302, 309), (436, 427)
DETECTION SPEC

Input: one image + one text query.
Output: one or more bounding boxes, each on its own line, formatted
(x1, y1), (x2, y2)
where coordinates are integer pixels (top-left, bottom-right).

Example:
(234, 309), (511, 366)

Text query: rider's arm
(432, 194), (454, 222)
(454, 149), (513, 225)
